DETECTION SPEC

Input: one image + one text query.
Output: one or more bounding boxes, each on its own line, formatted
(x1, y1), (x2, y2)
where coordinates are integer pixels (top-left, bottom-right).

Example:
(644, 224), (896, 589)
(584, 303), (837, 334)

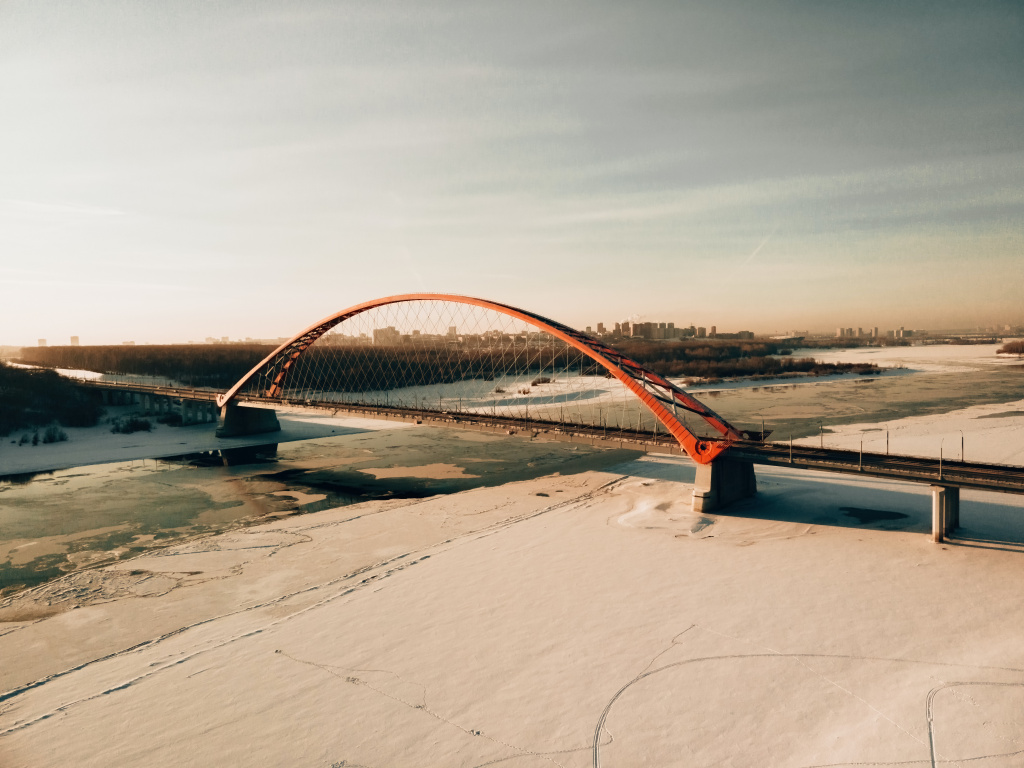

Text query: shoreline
(0, 409), (412, 479)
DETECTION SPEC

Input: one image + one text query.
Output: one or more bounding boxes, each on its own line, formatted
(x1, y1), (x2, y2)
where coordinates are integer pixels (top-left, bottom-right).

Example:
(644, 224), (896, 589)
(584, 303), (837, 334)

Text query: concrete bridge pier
(692, 457), (757, 513)
(931, 486), (960, 542)
(216, 403), (281, 438)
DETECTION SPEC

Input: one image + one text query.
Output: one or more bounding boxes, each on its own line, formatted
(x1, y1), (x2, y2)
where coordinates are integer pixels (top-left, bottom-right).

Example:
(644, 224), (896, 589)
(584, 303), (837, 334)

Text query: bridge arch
(218, 294), (745, 463)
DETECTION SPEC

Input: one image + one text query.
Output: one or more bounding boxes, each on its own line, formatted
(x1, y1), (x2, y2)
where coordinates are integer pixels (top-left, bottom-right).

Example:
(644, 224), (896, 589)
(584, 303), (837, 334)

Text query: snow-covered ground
(787, 341), (1024, 373)
(3, 347), (1023, 765)
(0, 408), (412, 477)
(794, 398), (1024, 466)
(1, 397), (1024, 766)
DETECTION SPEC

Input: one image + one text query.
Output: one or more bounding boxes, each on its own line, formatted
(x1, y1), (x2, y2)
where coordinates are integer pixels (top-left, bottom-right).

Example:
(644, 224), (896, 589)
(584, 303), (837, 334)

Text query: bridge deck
(77, 381), (1024, 495)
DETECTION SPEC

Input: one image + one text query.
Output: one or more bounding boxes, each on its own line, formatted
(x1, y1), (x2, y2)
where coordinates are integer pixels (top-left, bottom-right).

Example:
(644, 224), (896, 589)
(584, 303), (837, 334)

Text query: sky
(1, 0), (1022, 345)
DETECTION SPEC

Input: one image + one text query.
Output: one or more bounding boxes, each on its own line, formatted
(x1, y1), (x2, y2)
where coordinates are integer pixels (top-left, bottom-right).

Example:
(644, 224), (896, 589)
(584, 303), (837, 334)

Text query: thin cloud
(0, 199), (127, 217)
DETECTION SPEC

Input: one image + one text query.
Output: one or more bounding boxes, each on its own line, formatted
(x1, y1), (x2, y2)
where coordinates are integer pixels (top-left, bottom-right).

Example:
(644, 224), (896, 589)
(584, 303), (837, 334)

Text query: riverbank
(2, 443), (1023, 766)
(0, 408), (407, 478)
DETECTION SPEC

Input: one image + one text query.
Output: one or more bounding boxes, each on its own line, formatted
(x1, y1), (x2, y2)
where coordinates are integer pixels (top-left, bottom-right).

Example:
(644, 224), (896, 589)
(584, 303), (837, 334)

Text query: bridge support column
(216, 403), (281, 438)
(692, 458), (757, 513)
(931, 486), (960, 542)
(947, 487), (960, 533)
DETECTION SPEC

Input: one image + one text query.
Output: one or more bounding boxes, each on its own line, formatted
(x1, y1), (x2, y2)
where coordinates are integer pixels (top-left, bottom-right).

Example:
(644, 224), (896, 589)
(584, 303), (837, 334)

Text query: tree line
(0, 363), (103, 437)
(17, 339), (878, 396)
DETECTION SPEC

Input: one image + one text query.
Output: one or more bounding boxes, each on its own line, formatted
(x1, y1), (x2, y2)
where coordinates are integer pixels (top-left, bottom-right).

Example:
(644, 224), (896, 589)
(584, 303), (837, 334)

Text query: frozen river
(2, 342), (1021, 597)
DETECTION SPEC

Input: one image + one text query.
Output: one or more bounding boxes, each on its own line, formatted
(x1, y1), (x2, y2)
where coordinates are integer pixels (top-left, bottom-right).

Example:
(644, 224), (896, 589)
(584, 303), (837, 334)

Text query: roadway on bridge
(78, 380), (1024, 496)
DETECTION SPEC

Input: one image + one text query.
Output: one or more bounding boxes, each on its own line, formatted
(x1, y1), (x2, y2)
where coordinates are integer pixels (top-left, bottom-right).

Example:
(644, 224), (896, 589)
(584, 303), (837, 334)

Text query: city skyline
(17, 313), (1021, 353)
(2, 1), (1023, 346)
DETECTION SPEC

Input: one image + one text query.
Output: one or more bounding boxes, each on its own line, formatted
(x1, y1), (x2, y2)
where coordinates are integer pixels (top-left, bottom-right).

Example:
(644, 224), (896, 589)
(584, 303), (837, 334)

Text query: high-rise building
(836, 328), (844, 338)
(37, 339), (47, 347)
(70, 336), (80, 346)
(596, 323), (605, 335)
(710, 326), (717, 337)
(697, 327), (707, 338)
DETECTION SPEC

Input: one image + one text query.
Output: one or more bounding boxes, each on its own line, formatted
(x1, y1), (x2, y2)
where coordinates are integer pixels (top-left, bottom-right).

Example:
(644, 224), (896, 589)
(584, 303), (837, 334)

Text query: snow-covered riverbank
(0, 408), (412, 477)
(1, 396), (1023, 766)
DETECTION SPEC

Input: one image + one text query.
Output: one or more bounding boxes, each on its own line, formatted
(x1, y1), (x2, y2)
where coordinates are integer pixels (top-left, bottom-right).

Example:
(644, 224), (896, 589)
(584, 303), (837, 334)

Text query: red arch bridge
(83, 294), (1024, 542)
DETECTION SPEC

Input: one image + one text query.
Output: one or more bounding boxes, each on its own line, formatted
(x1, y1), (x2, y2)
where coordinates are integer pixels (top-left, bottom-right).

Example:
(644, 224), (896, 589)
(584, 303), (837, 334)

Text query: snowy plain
(1, 345), (1023, 766)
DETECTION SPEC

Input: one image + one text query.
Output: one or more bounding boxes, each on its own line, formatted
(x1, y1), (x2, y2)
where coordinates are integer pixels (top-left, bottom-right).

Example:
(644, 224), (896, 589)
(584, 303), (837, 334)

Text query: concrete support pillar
(216, 403), (281, 438)
(931, 486), (959, 542)
(945, 486), (959, 535)
(182, 400), (194, 426)
(692, 457), (757, 513)
(101, 390), (110, 406)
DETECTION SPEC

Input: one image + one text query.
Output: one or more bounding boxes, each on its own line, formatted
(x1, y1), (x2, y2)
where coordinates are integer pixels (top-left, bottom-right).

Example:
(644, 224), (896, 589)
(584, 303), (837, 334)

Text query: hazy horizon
(2, 1), (1022, 346)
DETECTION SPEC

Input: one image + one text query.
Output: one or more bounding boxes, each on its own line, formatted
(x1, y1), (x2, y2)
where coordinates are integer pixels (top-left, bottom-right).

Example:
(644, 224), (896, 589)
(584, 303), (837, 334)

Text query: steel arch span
(218, 294), (746, 463)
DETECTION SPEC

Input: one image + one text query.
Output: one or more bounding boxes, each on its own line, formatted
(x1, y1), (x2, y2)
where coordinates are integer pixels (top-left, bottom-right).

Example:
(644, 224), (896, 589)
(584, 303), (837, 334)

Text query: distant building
(710, 325), (717, 338)
(373, 326), (402, 344)
(38, 338), (47, 347)
(70, 336), (80, 346)
(621, 321), (631, 336)
(697, 327), (706, 338)
(585, 326), (592, 334)
(836, 327), (844, 338)
(122, 341), (135, 346)
(596, 323), (605, 335)
(872, 327), (879, 338)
